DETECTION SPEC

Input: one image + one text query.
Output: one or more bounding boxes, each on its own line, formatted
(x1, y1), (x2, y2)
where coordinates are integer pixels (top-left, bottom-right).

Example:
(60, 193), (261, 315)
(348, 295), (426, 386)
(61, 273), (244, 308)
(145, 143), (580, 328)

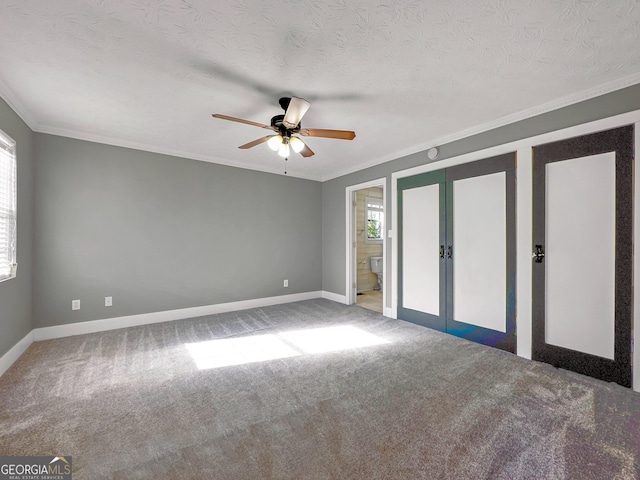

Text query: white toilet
(369, 256), (383, 291)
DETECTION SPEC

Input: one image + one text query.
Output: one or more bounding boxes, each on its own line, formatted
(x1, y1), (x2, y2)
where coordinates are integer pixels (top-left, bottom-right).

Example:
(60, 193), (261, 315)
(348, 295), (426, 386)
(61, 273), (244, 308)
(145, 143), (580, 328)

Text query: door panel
(452, 172), (507, 332)
(532, 125), (633, 387)
(402, 184), (440, 315)
(545, 153), (616, 359)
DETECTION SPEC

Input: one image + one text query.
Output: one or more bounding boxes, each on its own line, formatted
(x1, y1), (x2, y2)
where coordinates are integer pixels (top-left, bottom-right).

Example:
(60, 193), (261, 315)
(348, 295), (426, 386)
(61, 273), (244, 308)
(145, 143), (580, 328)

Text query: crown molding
(35, 124), (322, 181)
(0, 76), (39, 130)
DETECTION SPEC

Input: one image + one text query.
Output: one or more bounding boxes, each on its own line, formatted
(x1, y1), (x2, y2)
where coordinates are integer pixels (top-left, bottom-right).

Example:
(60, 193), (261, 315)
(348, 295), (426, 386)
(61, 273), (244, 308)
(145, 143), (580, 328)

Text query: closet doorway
(397, 153), (516, 352)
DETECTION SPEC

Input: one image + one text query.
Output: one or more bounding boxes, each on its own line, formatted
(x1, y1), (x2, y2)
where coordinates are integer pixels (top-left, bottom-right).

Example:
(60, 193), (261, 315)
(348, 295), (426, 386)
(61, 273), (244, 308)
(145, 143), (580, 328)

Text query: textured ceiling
(1, 0), (640, 180)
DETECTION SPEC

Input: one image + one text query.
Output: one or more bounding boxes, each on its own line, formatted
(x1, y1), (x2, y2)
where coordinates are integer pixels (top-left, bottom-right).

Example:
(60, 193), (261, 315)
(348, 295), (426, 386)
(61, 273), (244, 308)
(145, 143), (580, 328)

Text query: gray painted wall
(0, 98), (34, 357)
(33, 134), (322, 328)
(322, 83), (640, 303)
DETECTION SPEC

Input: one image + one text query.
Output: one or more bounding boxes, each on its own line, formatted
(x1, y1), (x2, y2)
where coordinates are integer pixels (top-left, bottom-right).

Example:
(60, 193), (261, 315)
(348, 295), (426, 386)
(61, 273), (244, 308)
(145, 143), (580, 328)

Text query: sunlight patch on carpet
(185, 325), (390, 370)
(280, 325), (390, 354)
(185, 334), (300, 369)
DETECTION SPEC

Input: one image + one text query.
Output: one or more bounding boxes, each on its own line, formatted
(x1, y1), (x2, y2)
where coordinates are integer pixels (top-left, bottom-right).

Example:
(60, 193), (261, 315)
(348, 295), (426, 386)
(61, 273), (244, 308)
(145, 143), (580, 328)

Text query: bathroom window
(366, 197), (383, 243)
(0, 129), (17, 282)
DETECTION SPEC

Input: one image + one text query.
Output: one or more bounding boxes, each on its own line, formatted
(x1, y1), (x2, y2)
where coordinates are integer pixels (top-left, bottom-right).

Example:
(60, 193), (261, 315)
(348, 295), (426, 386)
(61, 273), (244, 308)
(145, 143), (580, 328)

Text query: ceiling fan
(212, 97), (356, 158)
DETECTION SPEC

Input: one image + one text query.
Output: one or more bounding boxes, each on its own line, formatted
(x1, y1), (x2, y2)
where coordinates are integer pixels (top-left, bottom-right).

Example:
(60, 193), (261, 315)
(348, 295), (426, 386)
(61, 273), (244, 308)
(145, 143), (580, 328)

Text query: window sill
(0, 264), (17, 283)
(0, 274), (16, 283)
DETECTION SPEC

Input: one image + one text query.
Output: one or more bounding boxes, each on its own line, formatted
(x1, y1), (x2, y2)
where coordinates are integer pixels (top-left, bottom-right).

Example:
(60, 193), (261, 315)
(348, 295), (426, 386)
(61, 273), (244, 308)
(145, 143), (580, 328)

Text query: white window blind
(0, 129), (17, 282)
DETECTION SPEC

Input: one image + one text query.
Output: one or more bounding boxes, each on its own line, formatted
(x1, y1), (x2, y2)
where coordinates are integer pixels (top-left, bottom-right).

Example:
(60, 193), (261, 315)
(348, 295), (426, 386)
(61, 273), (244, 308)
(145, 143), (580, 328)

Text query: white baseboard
(0, 331), (34, 377)
(34, 291), (326, 341)
(322, 291), (347, 304)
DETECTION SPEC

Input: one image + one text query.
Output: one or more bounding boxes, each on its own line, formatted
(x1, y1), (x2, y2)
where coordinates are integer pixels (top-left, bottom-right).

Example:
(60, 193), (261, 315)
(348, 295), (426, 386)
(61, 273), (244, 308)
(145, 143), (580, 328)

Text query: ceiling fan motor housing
(271, 114), (300, 137)
(278, 97), (292, 111)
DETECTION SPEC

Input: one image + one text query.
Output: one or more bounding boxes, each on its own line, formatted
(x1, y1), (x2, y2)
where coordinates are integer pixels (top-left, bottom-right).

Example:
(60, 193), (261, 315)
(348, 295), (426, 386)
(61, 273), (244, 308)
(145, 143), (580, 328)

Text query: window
(0, 129), (17, 282)
(366, 197), (384, 242)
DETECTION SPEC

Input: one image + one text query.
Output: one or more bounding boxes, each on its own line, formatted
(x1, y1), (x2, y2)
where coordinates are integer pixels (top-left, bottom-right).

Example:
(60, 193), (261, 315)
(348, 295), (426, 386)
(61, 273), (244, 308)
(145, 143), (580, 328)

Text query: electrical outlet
(105, 296), (113, 307)
(283, 279), (288, 288)
(72, 299), (80, 311)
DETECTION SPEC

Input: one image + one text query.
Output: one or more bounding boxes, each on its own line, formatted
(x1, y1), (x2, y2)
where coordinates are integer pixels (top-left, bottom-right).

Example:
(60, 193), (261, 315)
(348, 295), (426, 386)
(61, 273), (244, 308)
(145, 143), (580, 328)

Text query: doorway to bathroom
(346, 179), (386, 314)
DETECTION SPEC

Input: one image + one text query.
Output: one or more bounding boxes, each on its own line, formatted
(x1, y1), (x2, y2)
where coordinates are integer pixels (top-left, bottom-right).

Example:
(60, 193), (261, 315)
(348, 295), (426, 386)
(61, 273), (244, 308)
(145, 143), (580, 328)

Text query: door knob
(532, 245), (545, 263)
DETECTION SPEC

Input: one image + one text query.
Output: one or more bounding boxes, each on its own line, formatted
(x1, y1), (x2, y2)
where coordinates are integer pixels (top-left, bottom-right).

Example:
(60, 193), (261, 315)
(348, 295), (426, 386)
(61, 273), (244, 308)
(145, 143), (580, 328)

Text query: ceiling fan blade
(283, 97), (311, 129)
(212, 114), (271, 129)
(299, 128), (356, 140)
(299, 143), (314, 157)
(238, 136), (273, 149)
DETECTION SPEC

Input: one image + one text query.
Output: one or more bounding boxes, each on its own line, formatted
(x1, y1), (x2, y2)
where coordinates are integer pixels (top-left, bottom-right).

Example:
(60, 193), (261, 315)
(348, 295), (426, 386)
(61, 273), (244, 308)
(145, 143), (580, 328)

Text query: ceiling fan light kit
(277, 140), (290, 158)
(212, 97), (356, 162)
(289, 136), (305, 153)
(267, 135), (283, 151)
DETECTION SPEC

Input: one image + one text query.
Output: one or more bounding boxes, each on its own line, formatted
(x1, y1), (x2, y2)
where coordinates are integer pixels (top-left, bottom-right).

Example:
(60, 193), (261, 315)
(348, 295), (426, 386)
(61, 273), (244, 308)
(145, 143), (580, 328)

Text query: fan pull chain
(284, 157), (288, 175)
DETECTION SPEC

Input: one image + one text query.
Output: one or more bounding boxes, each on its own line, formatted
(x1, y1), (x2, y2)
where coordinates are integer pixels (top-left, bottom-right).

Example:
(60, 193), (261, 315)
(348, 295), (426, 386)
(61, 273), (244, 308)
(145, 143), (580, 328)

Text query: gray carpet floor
(1, 299), (639, 479)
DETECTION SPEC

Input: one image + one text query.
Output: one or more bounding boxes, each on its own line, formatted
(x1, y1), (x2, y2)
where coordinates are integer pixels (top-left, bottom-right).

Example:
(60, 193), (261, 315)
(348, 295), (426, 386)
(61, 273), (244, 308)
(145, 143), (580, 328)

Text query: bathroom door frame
(345, 178), (387, 313)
